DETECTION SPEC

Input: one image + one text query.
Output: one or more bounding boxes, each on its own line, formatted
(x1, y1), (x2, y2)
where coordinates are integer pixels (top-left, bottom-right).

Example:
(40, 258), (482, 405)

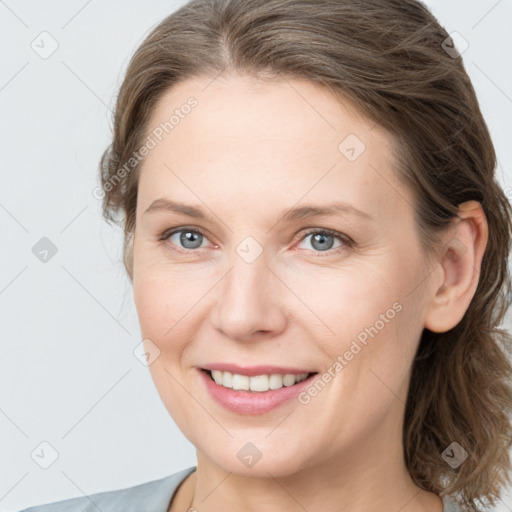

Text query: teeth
(232, 373), (249, 391)
(210, 370), (309, 392)
(249, 374), (268, 392)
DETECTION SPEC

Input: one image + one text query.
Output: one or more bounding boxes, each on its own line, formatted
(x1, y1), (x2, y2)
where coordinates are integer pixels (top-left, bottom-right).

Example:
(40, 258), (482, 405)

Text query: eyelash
(158, 226), (354, 257)
(298, 228), (354, 255)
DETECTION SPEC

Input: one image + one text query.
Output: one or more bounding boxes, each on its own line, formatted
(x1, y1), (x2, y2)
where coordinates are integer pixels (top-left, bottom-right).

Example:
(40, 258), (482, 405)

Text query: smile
(199, 368), (320, 415)
(208, 369), (311, 392)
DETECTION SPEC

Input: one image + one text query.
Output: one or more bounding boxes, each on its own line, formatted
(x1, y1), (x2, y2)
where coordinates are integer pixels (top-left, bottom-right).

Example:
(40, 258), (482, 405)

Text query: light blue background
(1, 1), (511, 511)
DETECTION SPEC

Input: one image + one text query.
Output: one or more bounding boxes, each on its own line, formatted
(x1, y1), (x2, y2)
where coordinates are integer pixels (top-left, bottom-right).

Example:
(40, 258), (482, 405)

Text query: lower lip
(198, 369), (318, 415)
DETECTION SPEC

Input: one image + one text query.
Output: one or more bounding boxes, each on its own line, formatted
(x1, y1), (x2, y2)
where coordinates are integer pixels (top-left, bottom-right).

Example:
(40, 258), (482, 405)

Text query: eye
(160, 227), (211, 252)
(159, 226), (353, 256)
(296, 228), (352, 254)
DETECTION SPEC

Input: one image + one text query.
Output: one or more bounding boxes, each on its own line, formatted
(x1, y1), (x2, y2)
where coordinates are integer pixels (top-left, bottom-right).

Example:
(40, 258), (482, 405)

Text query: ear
(124, 229), (135, 282)
(424, 200), (489, 333)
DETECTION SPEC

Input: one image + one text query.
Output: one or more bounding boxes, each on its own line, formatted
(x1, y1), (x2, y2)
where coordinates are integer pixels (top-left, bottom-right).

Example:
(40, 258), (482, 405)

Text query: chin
(197, 439), (315, 479)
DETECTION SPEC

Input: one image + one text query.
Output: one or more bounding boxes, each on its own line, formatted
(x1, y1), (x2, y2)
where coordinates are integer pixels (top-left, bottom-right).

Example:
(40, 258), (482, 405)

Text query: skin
(131, 71), (488, 512)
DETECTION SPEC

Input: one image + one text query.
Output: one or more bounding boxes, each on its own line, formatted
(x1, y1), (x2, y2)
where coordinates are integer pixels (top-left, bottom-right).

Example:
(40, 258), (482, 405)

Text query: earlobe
(124, 229), (135, 283)
(424, 201), (489, 333)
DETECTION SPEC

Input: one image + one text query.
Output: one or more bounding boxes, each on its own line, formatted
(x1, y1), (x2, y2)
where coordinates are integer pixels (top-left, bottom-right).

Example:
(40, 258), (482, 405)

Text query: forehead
(145, 72), (384, 152)
(137, 72), (414, 224)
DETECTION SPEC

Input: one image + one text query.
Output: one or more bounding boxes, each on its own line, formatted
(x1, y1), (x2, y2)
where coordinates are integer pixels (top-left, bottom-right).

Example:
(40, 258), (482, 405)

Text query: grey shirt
(18, 466), (462, 511)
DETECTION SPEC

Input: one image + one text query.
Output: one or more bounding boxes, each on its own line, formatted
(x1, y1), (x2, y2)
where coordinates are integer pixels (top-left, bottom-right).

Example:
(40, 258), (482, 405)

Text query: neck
(185, 436), (442, 512)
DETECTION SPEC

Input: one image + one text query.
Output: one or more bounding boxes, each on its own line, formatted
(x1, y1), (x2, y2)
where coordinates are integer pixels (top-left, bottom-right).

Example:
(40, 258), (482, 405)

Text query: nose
(211, 250), (288, 342)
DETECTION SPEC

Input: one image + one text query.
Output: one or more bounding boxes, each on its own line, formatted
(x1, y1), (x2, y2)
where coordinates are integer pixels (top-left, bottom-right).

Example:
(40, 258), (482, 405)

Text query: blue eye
(297, 229), (350, 254)
(164, 228), (209, 251)
(160, 227), (352, 255)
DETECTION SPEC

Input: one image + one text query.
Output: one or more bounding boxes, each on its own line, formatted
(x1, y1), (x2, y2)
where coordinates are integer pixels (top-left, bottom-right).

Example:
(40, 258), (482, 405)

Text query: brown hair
(98, 0), (512, 509)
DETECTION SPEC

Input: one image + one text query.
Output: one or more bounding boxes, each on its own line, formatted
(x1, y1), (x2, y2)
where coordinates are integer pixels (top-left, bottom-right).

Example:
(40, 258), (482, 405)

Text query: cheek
(132, 264), (215, 373)
(285, 253), (425, 385)
(133, 275), (201, 429)
(133, 277), (169, 337)
(133, 271), (192, 363)
(133, 242), (205, 335)
(279, 260), (401, 342)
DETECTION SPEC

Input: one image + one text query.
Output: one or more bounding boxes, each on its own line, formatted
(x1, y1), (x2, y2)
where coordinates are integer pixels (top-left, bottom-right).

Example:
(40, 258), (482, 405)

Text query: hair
(98, 0), (512, 509)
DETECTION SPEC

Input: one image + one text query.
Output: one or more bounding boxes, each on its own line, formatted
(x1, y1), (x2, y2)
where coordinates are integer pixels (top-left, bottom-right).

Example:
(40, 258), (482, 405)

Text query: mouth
(199, 367), (319, 415)
(201, 368), (318, 393)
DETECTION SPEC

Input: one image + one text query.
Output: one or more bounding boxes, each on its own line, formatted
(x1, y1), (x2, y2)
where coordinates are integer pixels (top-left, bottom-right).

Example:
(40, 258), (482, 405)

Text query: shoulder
(18, 466), (196, 512)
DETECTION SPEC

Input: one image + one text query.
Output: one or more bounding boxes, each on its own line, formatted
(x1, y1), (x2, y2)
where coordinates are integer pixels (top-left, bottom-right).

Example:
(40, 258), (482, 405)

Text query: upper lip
(201, 363), (317, 377)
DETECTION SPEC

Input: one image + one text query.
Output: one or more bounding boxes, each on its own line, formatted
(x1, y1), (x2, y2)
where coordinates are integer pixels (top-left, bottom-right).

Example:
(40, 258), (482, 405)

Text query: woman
(20, 0), (512, 511)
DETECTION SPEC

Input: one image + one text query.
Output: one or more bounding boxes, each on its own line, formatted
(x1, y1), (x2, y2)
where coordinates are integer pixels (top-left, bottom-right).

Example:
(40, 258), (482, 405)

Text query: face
(132, 72), (434, 477)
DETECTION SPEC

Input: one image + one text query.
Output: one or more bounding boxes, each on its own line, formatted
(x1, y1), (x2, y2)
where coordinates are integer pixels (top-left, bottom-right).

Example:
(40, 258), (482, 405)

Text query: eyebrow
(143, 198), (373, 222)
